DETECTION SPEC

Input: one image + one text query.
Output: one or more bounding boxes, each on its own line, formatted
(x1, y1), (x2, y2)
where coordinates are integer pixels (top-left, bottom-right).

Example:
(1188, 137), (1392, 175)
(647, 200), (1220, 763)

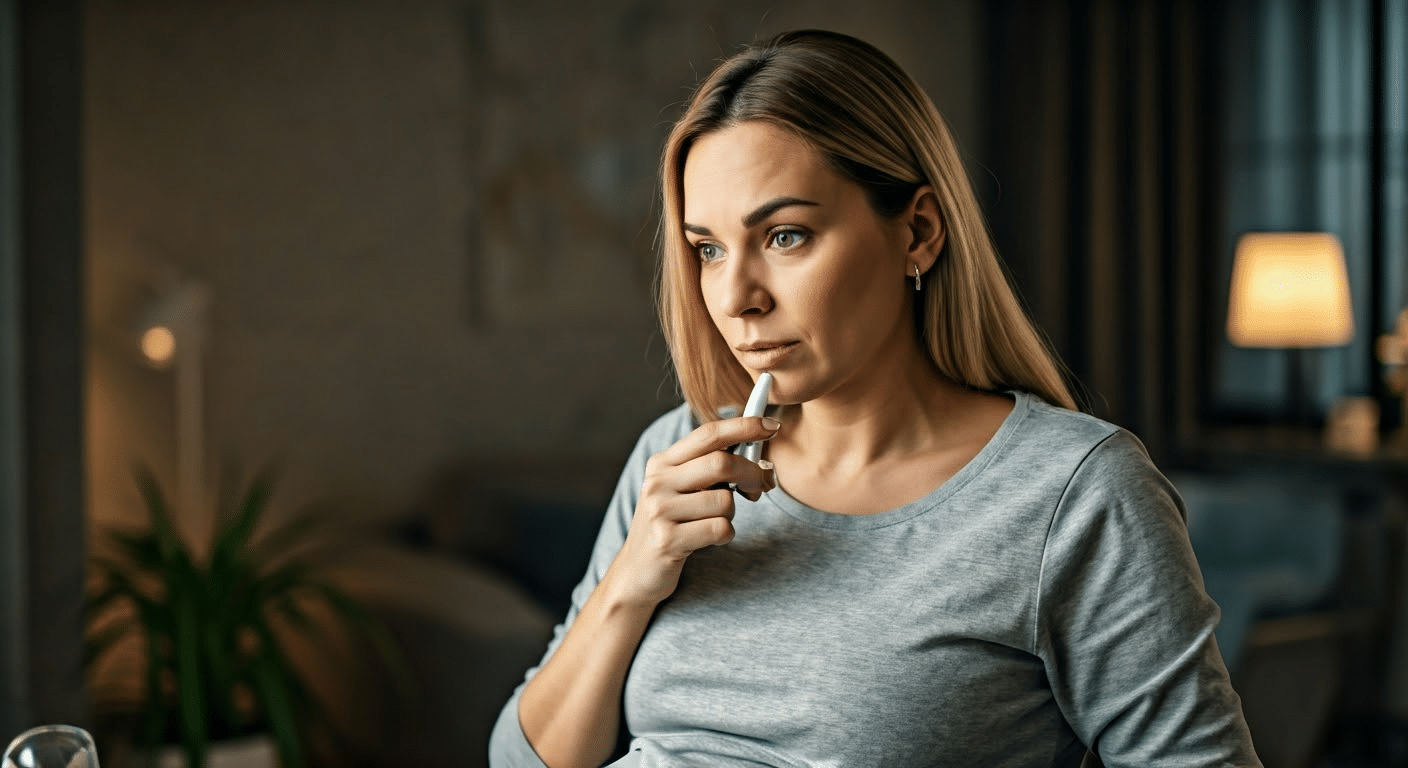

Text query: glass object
(3, 725), (100, 768)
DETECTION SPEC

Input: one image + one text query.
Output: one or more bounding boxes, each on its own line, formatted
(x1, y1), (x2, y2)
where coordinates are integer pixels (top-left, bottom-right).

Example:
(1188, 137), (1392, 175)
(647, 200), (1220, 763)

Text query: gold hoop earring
(913, 264), (922, 292)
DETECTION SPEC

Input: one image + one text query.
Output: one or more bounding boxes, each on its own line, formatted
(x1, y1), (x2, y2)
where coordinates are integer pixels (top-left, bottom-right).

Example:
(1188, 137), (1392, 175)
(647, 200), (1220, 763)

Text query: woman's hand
(605, 415), (781, 607)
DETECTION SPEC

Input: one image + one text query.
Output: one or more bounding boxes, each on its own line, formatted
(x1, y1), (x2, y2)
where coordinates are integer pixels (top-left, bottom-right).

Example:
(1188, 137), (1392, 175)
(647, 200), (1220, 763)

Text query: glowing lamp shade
(1226, 232), (1354, 348)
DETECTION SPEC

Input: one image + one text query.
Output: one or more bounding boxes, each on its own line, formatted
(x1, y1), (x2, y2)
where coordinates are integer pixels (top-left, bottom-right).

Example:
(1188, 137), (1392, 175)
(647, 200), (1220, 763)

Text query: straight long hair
(658, 30), (1076, 419)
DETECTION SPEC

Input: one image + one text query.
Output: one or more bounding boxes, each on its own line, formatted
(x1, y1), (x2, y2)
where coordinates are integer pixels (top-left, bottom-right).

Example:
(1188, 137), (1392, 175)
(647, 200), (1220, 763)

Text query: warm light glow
(1226, 232), (1354, 347)
(140, 325), (177, 364)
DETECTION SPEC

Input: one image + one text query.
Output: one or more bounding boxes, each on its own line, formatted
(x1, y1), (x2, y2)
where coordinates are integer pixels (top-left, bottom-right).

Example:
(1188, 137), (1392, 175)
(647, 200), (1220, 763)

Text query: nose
(709, 251), (773, 319)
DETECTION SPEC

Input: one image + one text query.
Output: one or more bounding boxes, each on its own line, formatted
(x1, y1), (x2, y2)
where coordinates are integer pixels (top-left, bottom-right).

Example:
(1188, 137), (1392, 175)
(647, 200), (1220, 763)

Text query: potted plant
(85, 467), (409, 768)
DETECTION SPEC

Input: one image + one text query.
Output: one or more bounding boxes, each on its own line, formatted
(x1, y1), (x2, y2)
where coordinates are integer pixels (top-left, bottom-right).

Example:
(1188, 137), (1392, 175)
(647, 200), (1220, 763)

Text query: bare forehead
(682, 123), (834, 222)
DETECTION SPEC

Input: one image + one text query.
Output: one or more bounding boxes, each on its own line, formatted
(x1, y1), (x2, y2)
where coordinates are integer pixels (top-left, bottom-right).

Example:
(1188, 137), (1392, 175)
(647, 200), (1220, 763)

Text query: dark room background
(4, 0), (1408, 765)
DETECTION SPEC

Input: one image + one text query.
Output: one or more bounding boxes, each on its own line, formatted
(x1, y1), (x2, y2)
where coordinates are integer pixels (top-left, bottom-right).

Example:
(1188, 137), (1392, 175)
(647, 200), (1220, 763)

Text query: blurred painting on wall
(472, 0), (682, 328)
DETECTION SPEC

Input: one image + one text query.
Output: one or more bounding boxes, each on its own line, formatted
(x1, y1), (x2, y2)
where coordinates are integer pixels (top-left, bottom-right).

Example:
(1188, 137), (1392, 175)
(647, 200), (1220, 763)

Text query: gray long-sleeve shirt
(490, 391), (1262, 767)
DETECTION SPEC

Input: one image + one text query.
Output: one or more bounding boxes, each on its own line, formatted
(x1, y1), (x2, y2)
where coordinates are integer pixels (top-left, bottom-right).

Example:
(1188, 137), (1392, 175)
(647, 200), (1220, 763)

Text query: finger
(739, 459), (778, 502)
(672, 449), (774, 494)
(674, 514), (736, 551)
(654, 416), (782, 467)
(657, 487), (735, 524)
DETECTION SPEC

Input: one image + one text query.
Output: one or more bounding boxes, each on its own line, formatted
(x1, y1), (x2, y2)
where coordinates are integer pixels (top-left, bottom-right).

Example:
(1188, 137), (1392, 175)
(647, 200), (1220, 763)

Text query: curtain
(980, 0), (1408, 458)
(978, 0), (1224, 462)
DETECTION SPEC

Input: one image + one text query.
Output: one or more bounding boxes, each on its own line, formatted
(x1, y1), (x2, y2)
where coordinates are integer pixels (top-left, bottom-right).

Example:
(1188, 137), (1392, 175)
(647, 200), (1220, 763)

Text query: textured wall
(84, 0), (979, 529)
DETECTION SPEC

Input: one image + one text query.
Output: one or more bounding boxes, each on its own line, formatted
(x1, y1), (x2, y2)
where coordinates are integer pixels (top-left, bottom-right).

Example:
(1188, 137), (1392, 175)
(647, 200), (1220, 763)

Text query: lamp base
(1285, 347), (1320, 430)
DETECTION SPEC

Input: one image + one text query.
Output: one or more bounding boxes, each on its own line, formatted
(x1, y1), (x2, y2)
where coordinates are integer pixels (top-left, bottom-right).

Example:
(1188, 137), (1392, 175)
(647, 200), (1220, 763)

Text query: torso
(602, 393), (1253, 767)
(622, 392), (1090, 767)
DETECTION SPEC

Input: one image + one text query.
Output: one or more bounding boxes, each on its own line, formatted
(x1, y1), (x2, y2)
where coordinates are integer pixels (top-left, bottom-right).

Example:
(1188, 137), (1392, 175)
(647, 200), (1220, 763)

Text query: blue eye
(770, 229), (806, 249)
(698, 243), (723, 262)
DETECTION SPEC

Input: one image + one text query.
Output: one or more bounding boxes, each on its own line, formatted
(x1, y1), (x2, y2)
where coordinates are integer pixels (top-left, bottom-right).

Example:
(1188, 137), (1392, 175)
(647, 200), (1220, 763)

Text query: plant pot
(149, 734), (278, 768)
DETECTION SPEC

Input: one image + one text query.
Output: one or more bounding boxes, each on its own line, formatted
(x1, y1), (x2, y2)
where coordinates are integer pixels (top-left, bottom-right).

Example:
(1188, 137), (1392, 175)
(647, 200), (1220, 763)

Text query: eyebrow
(683, 196), (821, 236)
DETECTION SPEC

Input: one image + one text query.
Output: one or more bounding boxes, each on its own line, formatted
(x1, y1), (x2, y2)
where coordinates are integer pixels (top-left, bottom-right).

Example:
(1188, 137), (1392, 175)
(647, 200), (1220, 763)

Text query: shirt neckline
(761, 390), (1031, 531)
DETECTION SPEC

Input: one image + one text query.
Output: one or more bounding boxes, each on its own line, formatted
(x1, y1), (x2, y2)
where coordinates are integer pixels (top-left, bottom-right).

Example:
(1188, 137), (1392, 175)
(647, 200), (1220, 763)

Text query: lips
(734, 340), (799, 369)
(735, 339), (796, 352)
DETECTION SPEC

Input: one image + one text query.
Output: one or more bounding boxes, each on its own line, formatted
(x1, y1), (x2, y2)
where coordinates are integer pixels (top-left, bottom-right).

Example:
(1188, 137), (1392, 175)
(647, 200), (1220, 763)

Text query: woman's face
(682, 121), (922, 406)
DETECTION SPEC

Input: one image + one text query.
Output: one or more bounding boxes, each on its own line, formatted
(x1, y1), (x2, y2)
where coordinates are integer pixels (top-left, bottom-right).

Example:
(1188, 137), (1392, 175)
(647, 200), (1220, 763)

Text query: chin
(755, 370), (816, 407)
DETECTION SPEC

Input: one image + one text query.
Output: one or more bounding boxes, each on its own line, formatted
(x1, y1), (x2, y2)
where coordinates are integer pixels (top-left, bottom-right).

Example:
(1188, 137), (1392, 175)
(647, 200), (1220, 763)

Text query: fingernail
(761, 416), (781, 432)
(758, 459), (777, 490)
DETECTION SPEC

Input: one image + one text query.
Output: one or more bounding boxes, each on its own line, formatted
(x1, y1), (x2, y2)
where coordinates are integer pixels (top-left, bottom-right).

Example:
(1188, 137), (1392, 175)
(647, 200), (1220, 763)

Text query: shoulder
(991, 394), (1145, 486)
(1007, 394), (1157, 479)
(1000, 393), (1179, 522)
(1004, 396), (1187, 545)
(1019, 400), (1197, 614)
(628, 402), (698, 460)
(1011, 393), (1124, 456)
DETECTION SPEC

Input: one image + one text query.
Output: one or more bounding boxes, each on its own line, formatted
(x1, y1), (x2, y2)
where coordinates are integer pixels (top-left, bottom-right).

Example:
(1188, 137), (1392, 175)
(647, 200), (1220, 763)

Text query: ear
(903, 186), (946, 277)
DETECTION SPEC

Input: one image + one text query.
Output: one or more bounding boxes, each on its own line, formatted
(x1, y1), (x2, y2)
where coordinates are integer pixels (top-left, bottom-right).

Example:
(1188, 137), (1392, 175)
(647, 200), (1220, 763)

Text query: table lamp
(1226, 232), (1354, 426)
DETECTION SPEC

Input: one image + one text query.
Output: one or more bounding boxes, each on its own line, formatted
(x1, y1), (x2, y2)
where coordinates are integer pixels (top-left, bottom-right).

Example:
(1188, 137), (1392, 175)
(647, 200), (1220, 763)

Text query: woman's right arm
(490, 412), (780, 768)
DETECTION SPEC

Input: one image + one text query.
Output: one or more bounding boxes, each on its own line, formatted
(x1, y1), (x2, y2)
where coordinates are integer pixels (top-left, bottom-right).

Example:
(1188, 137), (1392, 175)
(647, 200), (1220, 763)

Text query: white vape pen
(734, 372), (773, 463)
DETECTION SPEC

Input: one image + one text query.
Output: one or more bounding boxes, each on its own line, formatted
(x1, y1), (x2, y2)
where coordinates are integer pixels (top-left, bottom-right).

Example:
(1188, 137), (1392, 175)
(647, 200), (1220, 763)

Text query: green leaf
(270, 594), (328, 645)
(255, 561), (320, 603)
(84, 617), (138, 669)
(172, 580), (209, 767)
(135, 466), (186, 561)
(86, 570), (147, 616)
(200, 611), (238, 733)
(87, 564), (162, 630)
(250, 628), (305, 768)
(107, 530), (165, 570)
(212, 469), (276, 572)
(246, 507), (340, 567)
(142, 624), (166, 759)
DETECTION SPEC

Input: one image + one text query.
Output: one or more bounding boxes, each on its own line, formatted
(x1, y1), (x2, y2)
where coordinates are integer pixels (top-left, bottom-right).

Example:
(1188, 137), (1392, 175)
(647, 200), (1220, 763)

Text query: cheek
(797, 245), (900, 338)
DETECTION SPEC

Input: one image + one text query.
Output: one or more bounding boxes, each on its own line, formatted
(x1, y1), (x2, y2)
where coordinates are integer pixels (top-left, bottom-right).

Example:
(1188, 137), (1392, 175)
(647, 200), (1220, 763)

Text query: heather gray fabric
(489, 392), (1261, 767)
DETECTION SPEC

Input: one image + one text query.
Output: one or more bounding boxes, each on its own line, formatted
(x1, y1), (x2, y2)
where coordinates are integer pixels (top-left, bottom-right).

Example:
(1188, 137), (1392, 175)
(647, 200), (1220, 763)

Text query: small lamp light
(1226, 232), (1354, 429)
(140, 325), (178, 366)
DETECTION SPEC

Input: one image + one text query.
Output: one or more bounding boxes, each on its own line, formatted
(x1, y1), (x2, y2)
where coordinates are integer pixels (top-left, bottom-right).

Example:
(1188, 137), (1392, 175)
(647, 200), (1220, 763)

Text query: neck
(777, 348), (973, 475)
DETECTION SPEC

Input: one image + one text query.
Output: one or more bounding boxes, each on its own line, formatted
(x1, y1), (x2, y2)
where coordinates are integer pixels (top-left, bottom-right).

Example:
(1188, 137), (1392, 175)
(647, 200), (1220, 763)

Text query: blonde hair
(658, 30), (1076, 419)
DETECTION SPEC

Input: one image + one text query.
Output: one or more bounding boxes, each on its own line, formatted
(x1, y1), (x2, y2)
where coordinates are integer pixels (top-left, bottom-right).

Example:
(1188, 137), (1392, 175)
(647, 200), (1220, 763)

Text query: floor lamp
(137, 279), (211, 556)
(1226, 232), (1354, 431)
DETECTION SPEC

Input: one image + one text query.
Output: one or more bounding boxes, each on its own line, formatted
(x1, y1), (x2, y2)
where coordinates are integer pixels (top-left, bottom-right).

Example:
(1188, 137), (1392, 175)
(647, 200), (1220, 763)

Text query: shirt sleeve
(488, 406), (692, 767)
(1035, 430), (1263, 767)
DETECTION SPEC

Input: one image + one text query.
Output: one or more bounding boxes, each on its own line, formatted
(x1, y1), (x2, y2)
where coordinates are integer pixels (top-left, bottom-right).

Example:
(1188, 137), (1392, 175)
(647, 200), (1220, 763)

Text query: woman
(491, 29), (1260, 768)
